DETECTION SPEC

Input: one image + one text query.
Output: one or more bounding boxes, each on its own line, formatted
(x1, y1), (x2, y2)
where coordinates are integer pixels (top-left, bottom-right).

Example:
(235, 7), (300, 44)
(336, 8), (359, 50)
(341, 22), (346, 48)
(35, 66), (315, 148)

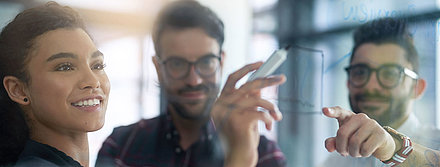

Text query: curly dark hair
(350, 17), (419, 72)
(0, 2), (87, 165)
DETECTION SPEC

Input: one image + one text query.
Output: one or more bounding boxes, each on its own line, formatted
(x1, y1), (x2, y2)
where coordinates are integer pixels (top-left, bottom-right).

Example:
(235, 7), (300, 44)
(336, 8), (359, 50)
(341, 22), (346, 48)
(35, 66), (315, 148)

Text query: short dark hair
(152, 0), (224, 56)
(350, 17), (419, 72)
(0, 2), (87, 164)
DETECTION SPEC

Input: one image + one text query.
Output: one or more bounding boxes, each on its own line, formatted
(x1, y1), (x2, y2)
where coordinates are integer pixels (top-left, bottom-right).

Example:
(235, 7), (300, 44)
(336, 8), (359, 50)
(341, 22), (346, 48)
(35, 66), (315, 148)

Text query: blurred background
(1, 0), (439, 166)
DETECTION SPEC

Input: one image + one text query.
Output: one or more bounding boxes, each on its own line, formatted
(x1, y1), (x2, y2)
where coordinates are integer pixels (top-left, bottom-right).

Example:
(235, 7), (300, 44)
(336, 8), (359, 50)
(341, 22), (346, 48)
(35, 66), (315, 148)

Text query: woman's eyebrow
(46, 50), (103, 62)
(92, 50), (103, 58)
(46, 52), (77, 62)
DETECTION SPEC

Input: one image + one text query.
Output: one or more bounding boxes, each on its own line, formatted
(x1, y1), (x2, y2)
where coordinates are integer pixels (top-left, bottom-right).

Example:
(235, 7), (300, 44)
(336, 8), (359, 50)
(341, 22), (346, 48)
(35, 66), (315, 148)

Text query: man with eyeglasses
(321, 18), (440, 167)
(96, 1), (287, 167)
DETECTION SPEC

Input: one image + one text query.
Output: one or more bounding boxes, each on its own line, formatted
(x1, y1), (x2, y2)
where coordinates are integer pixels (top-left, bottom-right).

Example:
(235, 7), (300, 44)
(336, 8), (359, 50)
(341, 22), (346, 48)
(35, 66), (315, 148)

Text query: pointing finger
(322, 106), (354, 123)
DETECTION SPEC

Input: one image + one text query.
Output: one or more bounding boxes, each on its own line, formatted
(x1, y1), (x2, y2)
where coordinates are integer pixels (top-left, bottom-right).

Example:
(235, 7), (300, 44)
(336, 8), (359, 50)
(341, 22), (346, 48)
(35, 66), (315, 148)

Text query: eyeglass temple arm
(404, 68), (419, 79)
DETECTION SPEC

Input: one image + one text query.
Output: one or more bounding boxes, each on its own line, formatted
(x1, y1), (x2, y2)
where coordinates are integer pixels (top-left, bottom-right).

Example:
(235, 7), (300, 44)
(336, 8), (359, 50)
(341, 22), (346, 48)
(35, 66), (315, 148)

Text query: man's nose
(184, 65), (203, 86)
(364, 72), (382, 91)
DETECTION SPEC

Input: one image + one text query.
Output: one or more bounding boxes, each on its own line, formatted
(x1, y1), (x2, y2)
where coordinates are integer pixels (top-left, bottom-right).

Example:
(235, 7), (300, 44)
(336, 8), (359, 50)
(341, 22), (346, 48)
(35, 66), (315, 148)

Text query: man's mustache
(178, 84), (210, 94)
(354, 92), (390, 101)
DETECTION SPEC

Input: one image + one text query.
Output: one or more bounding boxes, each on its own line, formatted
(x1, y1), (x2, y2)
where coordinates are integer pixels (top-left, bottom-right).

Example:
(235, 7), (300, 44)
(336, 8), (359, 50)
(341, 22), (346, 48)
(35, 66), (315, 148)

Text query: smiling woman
(0, 2), (110, 167)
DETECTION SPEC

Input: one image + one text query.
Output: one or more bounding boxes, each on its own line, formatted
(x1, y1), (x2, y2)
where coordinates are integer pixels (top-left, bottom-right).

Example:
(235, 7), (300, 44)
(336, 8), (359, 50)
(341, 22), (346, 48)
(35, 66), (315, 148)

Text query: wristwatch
(381, 126), (413, 166)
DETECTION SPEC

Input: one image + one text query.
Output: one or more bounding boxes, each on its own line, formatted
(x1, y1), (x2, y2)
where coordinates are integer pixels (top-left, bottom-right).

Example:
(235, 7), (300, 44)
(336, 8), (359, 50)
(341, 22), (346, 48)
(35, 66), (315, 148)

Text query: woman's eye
(93, 63), (107, 70)
(55, 63), (74, 71)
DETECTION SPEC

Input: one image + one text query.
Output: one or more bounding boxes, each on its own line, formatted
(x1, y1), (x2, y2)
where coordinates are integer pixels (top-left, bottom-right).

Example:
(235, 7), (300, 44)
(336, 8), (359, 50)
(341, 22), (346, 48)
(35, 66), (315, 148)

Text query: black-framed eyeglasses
(158, 54), (221, 80)
(345, 63), (418, 89)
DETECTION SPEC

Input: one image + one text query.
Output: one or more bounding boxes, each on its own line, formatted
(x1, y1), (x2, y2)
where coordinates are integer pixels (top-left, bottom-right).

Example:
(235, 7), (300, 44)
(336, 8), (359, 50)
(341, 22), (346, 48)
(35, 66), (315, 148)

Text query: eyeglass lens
(164, 55), (220, 79)
(347, 64), (404, 88)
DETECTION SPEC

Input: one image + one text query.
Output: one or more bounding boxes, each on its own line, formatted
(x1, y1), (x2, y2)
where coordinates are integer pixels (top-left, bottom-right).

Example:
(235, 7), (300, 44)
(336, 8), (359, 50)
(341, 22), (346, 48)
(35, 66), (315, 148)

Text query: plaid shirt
(96, 113), (286, 167)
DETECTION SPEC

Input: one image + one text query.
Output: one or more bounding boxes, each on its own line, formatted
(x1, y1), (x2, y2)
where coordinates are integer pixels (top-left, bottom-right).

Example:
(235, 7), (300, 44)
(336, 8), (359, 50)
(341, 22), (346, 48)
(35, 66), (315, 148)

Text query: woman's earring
(24, 97), (28, 102)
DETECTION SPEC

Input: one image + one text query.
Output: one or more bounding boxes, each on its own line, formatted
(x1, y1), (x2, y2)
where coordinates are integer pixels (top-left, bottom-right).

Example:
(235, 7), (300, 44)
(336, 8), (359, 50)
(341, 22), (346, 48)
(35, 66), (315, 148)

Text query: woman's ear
(412, 78), (426, 99)
(3, 76), (30, 105)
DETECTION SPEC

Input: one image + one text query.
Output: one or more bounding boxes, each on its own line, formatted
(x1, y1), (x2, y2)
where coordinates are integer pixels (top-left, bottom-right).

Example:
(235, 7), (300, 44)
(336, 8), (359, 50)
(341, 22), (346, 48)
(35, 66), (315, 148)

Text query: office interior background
(0, 0), (439, 166)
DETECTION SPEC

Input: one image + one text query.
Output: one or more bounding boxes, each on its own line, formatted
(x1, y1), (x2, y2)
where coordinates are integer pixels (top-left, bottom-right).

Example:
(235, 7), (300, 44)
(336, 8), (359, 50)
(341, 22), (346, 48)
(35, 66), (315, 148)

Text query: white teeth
(73, 98), (100, 107)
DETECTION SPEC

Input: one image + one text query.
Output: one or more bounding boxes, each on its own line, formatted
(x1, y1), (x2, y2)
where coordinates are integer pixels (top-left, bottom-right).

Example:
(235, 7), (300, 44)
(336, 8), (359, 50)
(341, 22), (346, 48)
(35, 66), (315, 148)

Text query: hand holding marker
(248, 45), (290, 81)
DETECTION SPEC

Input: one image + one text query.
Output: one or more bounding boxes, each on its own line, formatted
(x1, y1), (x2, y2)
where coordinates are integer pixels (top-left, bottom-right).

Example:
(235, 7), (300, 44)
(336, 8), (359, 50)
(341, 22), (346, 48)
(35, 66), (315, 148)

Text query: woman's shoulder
(15, 140), (82, 167)
(14, 156), (58, 167)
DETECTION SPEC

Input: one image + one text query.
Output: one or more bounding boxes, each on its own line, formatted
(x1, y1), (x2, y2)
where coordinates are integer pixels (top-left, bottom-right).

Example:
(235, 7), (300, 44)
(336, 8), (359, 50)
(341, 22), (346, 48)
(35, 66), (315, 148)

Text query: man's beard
(349, 91), (410, 126)
(170, 97), (216, 120)
(167, 83), (220, 121)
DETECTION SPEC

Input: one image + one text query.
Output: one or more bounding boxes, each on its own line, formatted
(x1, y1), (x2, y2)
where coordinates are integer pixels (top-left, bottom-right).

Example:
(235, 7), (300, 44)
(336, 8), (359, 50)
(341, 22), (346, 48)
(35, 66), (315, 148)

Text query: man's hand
(211, 62), (286, 167)
(322, 106), (398, 161)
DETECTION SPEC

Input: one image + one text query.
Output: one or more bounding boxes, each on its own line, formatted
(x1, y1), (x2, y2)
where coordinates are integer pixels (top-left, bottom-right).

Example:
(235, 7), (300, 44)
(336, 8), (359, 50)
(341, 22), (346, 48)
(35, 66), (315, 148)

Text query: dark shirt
(14, 140), (82, 167)
(96, 113), (286, 167)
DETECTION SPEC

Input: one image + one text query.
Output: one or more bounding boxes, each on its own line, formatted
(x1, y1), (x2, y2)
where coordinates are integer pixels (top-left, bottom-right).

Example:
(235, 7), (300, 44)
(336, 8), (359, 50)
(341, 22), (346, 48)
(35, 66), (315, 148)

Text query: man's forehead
(159, 28), (220, 61)
(351, 43), (411, 68)
(161, 51), (220, 62)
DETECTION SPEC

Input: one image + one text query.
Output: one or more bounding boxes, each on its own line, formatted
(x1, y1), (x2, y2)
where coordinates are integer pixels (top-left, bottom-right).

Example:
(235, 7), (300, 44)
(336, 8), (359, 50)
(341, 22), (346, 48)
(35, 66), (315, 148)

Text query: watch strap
(381, 126), (413, 166)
